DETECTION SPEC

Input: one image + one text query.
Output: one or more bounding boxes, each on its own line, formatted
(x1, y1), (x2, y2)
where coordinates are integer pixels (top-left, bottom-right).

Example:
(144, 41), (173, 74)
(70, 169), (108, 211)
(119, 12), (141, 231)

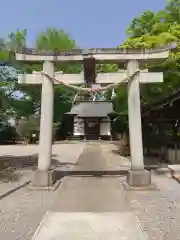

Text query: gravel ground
(0, 186), (57, 240)
(0, 169), (31, 197)
(126, 173), (180, 240)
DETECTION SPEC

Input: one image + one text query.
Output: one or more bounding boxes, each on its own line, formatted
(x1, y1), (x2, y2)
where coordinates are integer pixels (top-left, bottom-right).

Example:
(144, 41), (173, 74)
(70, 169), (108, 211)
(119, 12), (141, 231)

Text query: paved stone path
(33, 212), (146, 240)
(52, 143), (130, 212)
(33, 143), (147, 239)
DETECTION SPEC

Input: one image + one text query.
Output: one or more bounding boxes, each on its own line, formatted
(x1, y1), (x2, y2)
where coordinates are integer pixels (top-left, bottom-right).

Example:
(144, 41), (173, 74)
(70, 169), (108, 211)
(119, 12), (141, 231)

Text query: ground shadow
(0, 154), (59, 169)
(151, 168), (170, 176)
(0, 154), (77, 182)
(55, 141), (86, 144)
(55, 169), (128, 179)
(111, 149), (130, 157)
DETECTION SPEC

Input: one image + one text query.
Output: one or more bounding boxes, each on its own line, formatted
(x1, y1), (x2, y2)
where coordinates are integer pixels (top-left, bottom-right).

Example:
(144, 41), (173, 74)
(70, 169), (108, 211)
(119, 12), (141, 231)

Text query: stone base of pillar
(32, 169), (56, 187)
(127, 169), (151, 187)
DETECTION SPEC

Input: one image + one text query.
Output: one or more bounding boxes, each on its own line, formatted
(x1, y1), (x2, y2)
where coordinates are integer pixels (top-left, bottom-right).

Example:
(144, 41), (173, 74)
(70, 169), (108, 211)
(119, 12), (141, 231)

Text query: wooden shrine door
(84, 118), (100, 140)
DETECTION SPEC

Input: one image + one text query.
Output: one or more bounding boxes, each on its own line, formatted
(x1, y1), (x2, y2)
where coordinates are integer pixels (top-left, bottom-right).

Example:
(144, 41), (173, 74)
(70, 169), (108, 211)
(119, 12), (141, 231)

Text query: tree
(0, 28), (77, 122)
(7, 29), (27, 52)
(36, 28), (75, 51)
(0, 30), (34, 127)
(16, 115), (40, 144)
(106, 0), (180, 120)
(120, 0), (180, 107)
(165, 0), (180, 23)
(126, 0), (180, 38)
(126, 10), (159, 37)
(36, 27), (80, 122)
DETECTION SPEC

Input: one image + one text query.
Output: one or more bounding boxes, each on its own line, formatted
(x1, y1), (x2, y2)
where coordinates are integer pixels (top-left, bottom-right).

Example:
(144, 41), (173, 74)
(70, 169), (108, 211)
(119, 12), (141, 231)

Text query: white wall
(73, 117), (111, 136)
(73, 117), (84, 135)
(100, 120), (111, 135)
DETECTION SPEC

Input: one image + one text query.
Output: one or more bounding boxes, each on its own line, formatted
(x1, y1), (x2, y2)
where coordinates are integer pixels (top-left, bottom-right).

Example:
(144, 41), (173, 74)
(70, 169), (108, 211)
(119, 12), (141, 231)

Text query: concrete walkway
(32, 142), (147, 240)
(53, 143), (129, 212)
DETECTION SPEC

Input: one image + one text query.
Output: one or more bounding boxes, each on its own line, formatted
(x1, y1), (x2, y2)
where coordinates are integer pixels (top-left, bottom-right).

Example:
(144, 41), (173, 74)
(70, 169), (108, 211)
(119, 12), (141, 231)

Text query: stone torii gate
(16, 44), (176, 188)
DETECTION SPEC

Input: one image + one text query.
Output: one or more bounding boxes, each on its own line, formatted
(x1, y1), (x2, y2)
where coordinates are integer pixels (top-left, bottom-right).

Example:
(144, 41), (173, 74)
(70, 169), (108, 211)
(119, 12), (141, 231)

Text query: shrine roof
(69, 101), (113, 118)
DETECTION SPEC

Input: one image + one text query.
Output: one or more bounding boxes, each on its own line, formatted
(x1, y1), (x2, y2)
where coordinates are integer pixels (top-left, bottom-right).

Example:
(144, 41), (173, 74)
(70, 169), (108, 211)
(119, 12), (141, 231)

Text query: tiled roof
(70, 101), (113, 117)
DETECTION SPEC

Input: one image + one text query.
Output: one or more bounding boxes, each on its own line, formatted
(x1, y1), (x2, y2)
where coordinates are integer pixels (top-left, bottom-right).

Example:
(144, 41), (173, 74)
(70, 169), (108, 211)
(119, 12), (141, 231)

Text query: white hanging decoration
(72, 92), (78, 104)
(40, 69), (140, 93)
(93, 92), (97, 102)
(111, 88), (116, 100)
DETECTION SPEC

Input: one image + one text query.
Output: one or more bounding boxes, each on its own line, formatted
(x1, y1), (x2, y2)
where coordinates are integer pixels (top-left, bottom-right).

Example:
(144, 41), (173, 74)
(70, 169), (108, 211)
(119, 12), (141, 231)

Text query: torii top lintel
(15, 42), (177, 62)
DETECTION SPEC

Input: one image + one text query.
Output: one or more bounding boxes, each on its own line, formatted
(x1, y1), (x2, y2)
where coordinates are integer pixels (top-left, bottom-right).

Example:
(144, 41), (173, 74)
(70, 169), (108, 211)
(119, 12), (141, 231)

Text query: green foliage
(116, 0), (180, 110)
(126, 0), (180, 38)
(7, 29), (27, 51)
(123, 22), (180, 104)
(36, 28), (76, 51)
(35, 27), (80, 121)
(165, 0), (180, 23)
(16, 115), (40, 140)
(126, 10), (158, 37)
(0, 27), (80, 128)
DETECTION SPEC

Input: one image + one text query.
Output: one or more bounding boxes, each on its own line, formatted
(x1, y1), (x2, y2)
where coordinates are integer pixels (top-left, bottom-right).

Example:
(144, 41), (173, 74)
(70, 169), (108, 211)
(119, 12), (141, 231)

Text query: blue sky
(0, 0), (166, 48)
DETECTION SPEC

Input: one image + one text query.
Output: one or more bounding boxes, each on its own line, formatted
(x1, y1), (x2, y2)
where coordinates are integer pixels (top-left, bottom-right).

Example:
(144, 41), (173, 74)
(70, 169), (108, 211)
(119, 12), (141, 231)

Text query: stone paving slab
(32, 212), (147, 240)
(52, 143), (130, 212)
(53, 176), (129, 212)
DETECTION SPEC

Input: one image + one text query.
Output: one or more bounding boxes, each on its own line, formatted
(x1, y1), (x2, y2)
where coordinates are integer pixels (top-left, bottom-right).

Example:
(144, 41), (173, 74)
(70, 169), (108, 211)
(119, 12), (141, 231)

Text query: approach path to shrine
(33, 142), (147, 240)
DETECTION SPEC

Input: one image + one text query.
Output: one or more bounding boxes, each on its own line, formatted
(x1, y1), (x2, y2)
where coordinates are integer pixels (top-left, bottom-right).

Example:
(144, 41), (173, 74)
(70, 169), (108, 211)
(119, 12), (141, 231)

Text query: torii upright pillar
(32, 61), (55, 187)
(127, 60), (150, 186)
